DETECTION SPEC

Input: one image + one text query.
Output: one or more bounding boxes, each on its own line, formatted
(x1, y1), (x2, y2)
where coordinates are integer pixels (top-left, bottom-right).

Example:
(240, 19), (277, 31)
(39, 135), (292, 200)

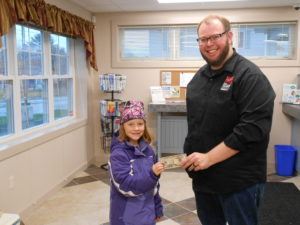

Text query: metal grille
(161, 116), (187, 154)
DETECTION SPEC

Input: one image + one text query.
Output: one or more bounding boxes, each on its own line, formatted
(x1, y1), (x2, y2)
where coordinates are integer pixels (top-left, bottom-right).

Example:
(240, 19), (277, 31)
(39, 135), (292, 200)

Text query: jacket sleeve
(154, 182), (164, 218)
(224, 71), (276, 151)
(152, 151), (163, 217)
(109, 147), (159, 197)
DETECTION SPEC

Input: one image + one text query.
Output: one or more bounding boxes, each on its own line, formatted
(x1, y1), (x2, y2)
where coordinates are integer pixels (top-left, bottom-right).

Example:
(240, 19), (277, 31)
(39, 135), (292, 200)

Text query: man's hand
(180, 152), (212, 171)
(181, 142), (239, 171)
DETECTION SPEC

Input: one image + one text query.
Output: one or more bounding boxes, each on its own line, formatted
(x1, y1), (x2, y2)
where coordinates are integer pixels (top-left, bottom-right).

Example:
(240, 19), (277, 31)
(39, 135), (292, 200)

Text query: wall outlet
(9, 176), (15, 189)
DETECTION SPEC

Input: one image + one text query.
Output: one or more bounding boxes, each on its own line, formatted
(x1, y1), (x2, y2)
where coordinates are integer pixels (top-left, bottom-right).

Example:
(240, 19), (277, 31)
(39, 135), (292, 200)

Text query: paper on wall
(180, 72), (195, 87)
(282, 83), (297, 103)
(161, 72), (172, 85)
(150, 86), (166, 103)
(161, 86), (180, 98)
(293, 89), (300, 104)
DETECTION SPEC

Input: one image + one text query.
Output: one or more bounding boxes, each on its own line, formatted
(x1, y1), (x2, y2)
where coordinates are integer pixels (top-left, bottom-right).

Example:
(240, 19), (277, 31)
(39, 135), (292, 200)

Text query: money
(160, 154), (186, 169)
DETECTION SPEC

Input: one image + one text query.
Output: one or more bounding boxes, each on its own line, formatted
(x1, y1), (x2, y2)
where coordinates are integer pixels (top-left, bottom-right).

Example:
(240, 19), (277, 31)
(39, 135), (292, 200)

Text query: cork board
(160, 70), (196, 100)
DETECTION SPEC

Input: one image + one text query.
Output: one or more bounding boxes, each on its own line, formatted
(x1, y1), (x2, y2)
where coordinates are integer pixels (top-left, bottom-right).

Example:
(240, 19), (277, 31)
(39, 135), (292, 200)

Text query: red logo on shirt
(220, 75), (234, 91)
(225, 76), (234, 84)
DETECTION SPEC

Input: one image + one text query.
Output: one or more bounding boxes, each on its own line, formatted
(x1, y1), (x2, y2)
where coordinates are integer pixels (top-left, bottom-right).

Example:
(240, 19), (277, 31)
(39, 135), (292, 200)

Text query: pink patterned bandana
(120, 100), (145, 124)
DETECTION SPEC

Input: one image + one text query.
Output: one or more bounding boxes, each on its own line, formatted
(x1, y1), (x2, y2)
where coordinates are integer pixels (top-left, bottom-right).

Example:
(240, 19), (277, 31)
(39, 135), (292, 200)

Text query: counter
(282, 103), (300, 120)
(282, 103), (300, 173)
(148, 102), (187, 113)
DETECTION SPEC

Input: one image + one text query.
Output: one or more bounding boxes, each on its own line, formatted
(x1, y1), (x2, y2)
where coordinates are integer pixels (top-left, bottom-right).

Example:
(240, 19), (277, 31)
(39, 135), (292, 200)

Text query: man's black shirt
(184, 51), (276, 193)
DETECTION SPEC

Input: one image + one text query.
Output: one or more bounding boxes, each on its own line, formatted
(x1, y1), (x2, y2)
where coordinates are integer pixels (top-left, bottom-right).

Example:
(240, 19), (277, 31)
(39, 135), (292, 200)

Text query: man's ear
(227, 31), (233, 45)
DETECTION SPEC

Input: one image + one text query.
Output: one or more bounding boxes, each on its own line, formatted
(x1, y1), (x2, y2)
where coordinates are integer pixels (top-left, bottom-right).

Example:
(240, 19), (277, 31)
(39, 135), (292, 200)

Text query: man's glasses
(196, 31), (228, 45)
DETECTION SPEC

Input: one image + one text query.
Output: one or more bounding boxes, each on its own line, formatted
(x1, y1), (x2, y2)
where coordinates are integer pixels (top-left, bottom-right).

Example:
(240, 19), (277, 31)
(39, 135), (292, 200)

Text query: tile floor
(21, 164), (300, 225)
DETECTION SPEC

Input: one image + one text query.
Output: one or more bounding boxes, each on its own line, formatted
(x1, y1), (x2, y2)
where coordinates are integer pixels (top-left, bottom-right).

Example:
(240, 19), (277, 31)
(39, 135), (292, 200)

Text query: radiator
(160, 115), (187, 154)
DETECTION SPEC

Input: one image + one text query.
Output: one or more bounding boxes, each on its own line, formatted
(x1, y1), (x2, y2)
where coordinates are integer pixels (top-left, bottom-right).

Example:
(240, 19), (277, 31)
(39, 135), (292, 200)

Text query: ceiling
(67, 0), (300, 13)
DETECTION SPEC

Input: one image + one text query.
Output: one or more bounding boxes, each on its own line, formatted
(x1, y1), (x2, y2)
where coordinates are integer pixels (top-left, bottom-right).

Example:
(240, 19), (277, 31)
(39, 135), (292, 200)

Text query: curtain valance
(0, 0), (98, 70)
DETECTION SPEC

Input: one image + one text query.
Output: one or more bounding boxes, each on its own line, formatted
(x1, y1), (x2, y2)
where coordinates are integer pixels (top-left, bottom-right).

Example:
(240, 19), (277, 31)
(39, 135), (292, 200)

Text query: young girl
(108, 100), (164, 225)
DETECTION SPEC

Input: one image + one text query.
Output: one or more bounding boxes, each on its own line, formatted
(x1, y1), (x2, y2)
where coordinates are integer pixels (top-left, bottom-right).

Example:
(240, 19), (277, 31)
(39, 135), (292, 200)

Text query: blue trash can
(275, 145), (297, 176)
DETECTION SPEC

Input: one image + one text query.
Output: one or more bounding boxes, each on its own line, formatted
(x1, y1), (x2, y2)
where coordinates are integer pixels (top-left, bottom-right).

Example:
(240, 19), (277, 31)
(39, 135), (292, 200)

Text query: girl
(108, 100), (164, 225)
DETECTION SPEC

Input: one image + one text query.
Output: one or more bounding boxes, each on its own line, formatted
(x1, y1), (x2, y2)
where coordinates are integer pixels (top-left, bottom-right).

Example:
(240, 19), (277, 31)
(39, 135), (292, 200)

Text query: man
(181, 15), (275, 225)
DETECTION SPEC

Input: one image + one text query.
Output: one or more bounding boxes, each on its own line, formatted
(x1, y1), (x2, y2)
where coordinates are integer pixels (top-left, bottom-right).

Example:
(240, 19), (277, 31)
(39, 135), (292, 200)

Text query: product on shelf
(99, 73), (126, 91)
(99, 74), (126, 154)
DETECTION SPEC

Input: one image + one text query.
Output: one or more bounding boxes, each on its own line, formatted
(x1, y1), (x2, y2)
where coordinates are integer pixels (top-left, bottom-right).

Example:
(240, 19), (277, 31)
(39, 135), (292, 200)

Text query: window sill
(0, 118), (88, 162)
(111, 58), (300, 69)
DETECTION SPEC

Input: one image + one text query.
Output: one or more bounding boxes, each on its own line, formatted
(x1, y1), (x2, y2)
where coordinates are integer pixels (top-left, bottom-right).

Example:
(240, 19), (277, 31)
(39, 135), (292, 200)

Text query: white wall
(0, 126), (87, 213)
(94, 7), (300, 173)
(0, 0), (96, 216)
(46, 0), (92, 21)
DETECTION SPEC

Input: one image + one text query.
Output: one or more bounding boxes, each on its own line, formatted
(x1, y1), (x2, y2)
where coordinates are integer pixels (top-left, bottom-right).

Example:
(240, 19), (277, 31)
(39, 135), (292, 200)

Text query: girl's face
(123, 118), (145, 146)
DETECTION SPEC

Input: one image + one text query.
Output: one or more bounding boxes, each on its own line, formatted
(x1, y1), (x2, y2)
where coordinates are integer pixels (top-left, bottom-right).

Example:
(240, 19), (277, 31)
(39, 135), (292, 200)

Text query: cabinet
(99, 74), (126, 169)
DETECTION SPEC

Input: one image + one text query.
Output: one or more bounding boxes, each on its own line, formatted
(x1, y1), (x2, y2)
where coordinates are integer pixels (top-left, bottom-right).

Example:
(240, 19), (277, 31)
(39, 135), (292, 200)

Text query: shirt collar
(125, 139), (148, 156)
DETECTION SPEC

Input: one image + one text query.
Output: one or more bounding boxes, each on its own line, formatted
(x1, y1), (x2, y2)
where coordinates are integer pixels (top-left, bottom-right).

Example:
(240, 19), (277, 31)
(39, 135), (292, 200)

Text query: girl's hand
(152, 162), (165, 176)
(156, 217), (162, 222)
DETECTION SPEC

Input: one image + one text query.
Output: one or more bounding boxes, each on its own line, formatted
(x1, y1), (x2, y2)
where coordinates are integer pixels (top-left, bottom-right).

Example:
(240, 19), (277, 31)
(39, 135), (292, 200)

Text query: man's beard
(201, 41), (230, 68)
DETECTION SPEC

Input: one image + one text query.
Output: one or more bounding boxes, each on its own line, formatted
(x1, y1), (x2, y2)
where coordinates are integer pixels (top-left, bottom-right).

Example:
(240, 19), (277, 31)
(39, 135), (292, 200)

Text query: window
(21, 79), (49, 129)
(16, 25), (43, 76)
(0, 24), (76, 139)
(0, 36), (7, 75)
(53, 78), (73, 120)
(51, 34), (69, 75)
(119, 22), (296, 61)
(232, 23), (296, 59)
(0, 36), (13, 137)
(120, 26), (172, 59)
(0, 80), (14, 136)
(119, 25), (200, 60)
(50, 34), (73, 120)
(179, 26), (200, 58)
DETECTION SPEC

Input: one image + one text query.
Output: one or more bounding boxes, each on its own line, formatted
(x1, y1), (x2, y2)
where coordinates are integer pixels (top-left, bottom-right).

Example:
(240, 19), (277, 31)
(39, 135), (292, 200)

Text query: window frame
(112, 19), (300, 68)
(0, 36), (8, 75)
(0, 24), (79, 142)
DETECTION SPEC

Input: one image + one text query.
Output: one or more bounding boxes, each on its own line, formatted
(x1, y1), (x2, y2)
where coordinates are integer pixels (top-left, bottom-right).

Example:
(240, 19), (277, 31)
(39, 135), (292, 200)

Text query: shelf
(282, 103), (300, 120)
(102, 115), (120, 118)
(148, 102), (187, 113)
(100, 89), (122, 152)
(103, 90), (121, 93)
(99, 74), (126, 171)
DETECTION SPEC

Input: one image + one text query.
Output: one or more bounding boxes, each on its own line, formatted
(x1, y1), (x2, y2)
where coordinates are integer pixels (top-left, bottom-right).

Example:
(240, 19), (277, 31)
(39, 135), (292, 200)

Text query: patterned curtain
(0, 0), (98, 70)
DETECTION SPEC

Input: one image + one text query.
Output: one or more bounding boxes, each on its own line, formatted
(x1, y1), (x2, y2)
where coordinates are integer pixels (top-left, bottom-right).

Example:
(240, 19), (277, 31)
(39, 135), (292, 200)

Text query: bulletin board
(160, 70), (196, 100)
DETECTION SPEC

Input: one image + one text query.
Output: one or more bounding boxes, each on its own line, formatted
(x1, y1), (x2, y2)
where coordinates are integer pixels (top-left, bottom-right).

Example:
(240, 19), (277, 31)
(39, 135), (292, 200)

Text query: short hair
(118, 121), (152, 144)
(197, 15), (231, 33)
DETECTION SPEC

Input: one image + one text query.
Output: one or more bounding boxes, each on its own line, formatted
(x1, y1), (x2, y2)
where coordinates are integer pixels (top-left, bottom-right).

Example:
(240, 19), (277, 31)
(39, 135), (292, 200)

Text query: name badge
(220, 75), (234, 91)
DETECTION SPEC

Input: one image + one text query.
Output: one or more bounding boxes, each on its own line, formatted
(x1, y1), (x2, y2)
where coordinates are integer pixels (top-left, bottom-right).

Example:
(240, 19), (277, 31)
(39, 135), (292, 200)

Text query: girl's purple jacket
(108, 137), (163, 225)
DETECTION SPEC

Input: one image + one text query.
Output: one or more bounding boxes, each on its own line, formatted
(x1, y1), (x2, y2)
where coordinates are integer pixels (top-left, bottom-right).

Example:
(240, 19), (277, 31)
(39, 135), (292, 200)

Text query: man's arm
(181, 142), (239, 171)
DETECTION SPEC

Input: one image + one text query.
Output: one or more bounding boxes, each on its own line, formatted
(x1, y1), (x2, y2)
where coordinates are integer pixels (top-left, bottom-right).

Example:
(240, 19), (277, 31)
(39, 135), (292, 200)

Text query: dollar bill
(160, 154), (186, 169)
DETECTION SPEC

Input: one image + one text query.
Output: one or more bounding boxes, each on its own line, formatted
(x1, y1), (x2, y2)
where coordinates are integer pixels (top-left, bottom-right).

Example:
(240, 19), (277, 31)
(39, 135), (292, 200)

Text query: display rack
(100, 92), (122, 152)
(99, 74), (126, 170)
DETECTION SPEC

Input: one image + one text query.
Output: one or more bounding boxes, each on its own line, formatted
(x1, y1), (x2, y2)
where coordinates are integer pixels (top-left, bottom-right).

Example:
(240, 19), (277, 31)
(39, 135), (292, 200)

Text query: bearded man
(181, 15), (276, 225)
